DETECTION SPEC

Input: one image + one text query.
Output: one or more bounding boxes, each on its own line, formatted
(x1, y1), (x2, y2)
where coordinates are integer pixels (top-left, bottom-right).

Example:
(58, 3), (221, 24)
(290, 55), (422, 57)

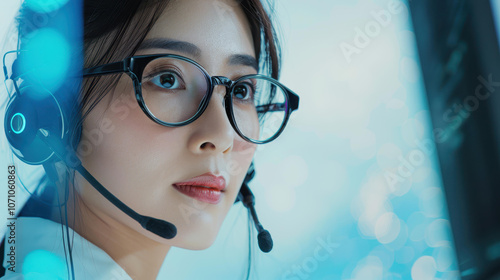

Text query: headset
(2, 51), (273, 253)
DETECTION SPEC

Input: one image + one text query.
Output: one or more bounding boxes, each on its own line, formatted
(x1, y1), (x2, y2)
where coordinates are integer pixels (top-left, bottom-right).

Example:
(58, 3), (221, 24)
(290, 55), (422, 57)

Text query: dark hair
(13, 0), (281, 279)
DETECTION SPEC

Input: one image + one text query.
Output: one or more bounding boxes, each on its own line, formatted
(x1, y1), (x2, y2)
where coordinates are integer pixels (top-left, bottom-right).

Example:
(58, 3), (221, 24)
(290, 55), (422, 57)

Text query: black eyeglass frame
(82, 54), (300, 144)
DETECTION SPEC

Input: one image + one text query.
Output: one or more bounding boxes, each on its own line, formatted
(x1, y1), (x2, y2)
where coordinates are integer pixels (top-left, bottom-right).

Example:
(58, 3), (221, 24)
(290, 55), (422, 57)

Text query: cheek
(219, 138), (255, 216)
(228, 138), (256, 177)
(78, 74), (186, 172)
(75, 84), (186, 217)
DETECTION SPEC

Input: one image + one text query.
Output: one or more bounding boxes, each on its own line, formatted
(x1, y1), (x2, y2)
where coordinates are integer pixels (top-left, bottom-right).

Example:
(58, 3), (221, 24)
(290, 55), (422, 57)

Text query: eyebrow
(138, 38), (259, 72)
(138, 38), (201, 58)
(229, 54), (259, 72)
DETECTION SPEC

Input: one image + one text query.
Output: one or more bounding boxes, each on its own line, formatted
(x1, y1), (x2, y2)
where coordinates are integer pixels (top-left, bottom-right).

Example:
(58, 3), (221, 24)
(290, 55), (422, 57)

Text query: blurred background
(3, 0), (500, 279)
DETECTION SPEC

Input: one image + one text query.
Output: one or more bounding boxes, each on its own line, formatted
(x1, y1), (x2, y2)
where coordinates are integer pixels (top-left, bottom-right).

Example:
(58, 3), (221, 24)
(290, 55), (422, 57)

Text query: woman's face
(76, 0), (257, 249)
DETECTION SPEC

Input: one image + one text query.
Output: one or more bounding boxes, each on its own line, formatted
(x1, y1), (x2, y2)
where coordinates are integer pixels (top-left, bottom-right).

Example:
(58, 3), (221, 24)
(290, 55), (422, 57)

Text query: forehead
(143, 0), (256, 62)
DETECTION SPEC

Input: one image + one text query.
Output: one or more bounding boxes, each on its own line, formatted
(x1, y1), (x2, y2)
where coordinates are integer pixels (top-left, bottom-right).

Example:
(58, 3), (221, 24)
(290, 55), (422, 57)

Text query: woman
(1, 0), (299, 279)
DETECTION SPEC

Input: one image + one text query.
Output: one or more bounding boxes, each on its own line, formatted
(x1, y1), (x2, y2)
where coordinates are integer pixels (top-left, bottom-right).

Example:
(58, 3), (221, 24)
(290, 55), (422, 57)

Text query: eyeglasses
(83, 54), (300, 144)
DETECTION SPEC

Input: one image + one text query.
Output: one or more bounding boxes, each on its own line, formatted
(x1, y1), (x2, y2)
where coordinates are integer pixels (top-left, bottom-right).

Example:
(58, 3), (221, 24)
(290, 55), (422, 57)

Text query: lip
(172, 173), (226, 204)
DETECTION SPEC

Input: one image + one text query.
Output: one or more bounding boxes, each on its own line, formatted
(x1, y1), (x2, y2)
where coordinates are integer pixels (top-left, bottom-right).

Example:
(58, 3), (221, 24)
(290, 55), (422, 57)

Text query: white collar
(2, 217), (132, 280)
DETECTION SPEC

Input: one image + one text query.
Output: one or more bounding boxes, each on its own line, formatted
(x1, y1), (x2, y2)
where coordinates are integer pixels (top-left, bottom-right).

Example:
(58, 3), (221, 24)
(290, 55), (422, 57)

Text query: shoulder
(1, 217), (132, 280)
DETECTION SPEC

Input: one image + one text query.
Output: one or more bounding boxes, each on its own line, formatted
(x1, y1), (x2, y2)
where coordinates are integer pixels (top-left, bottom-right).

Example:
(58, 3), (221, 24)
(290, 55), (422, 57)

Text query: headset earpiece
(4, 82), (66, 165)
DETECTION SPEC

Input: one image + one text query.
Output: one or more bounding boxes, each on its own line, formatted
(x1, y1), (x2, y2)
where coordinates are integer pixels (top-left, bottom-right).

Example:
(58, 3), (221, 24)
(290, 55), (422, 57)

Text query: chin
(184, 241), (216, 251)
(175, 232), (219, 251)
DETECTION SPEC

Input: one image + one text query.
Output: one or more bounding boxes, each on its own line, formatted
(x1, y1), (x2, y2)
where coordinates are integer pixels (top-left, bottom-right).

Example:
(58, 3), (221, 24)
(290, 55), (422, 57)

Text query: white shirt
(1, 217), (132, 280)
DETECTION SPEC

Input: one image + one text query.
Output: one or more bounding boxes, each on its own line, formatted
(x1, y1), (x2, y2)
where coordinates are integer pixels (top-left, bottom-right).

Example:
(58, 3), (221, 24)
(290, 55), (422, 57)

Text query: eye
(233, 82), (254, 101)
(149, 72), (184, 90)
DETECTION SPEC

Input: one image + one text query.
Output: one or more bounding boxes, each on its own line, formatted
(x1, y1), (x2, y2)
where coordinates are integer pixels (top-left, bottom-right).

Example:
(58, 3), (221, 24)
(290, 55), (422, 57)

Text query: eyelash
(143, 64), (183, 80)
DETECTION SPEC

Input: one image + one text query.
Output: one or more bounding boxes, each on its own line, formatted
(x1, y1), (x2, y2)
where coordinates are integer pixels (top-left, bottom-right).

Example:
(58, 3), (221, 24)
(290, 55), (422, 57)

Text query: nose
(187, 85), (234, 154)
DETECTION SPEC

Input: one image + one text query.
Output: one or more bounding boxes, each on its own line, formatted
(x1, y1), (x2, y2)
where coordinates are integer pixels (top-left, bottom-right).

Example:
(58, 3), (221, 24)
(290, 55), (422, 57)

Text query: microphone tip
(257, 230), (273, 253)
(142, 217), (177, 239)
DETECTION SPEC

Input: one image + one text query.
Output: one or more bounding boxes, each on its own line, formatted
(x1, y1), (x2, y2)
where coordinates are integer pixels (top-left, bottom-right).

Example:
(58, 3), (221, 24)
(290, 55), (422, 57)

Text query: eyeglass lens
(141, 57), (288, 142)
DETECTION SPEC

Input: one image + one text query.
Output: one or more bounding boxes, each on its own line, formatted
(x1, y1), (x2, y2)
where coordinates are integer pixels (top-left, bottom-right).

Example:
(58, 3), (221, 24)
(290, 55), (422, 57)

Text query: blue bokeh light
(22, 249), (67, 280)
(24, 0), (69, 13)
(19, 28), (70, 93)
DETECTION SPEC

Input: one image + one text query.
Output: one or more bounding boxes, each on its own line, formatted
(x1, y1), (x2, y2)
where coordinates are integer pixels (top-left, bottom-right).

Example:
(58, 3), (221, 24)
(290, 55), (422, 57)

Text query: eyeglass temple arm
(82, 61), (127, 77)
(255, 88), (300, 113)
(256, 103), (286, 113)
